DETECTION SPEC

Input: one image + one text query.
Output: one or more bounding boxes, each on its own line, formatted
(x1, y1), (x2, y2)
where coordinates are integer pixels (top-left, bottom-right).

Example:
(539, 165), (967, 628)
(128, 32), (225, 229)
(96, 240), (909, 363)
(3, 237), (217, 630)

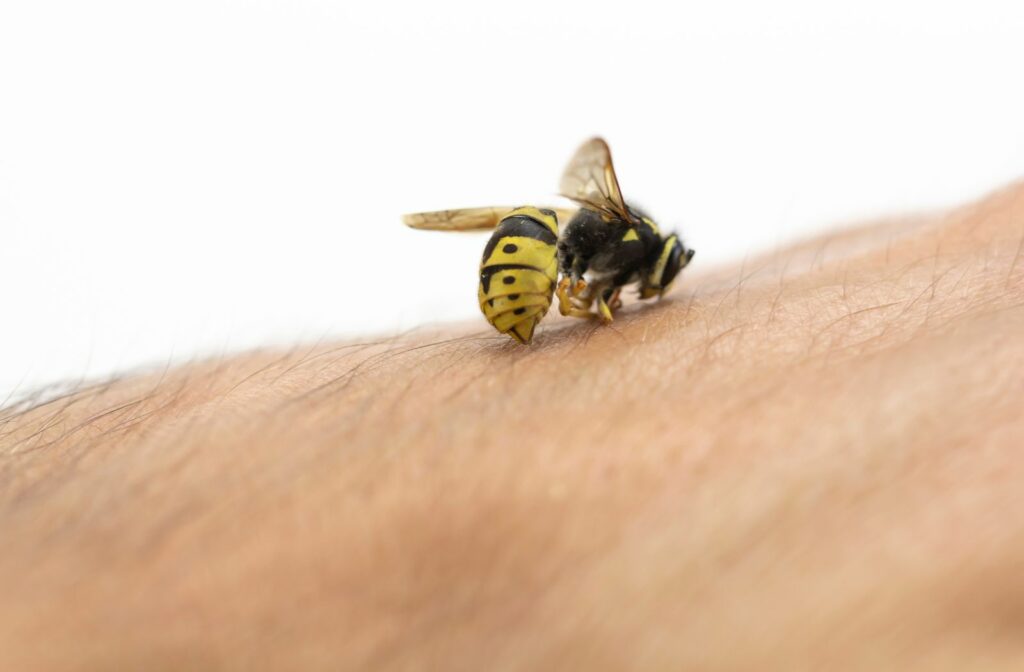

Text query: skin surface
(1, 182), (1023, 670)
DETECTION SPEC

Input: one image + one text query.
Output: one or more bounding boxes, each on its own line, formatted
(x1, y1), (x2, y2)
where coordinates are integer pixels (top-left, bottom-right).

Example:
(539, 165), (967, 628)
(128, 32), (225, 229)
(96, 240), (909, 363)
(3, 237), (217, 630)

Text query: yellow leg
(566, 306), (597, 319)
(558, 277), (597, 319)
(556, 277), (573, 316)
(597, 293), (614, 323)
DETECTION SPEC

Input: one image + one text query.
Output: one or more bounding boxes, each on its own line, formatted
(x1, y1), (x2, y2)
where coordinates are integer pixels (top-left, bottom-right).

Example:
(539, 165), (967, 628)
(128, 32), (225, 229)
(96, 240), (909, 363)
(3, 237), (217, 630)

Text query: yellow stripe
(480, 236), (555, 269)
(492, 305), (545, 332)
(479, 292), (552, 319)
(479, 267), (554, 298)
(648, 235), (677, 288)
(642, 217), (661, 236)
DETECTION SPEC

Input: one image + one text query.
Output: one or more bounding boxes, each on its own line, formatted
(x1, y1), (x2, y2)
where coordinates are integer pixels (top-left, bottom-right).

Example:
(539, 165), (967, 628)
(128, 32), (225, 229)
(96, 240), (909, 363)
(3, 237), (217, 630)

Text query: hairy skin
(2, 183), (1024, 671)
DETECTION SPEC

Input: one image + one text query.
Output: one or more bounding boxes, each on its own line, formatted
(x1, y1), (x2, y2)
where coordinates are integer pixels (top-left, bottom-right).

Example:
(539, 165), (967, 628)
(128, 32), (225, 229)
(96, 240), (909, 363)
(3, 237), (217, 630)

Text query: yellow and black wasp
(402, 138), (695, 344)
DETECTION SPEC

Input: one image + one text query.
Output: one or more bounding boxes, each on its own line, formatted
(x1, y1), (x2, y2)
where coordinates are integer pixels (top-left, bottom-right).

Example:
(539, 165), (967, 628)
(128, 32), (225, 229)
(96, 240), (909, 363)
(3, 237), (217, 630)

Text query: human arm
(2, 182), (1023, 670)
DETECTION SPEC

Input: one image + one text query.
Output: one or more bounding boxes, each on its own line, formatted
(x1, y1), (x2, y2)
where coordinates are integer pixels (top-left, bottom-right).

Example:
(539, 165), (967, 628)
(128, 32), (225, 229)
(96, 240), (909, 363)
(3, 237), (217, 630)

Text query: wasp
(402, 138), (695, 344)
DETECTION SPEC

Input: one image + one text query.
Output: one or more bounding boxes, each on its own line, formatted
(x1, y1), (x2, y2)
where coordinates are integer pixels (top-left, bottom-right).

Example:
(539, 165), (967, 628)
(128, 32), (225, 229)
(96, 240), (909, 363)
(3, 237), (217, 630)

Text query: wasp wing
(402, 206), (514, 231)
(402, 206), (577, 232)
(558, 137), (634, 223)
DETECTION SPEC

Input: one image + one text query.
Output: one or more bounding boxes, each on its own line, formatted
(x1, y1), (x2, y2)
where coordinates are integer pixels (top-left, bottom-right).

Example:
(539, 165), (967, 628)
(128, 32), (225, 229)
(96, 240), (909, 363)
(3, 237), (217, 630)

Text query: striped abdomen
(478, 207), (559, 344)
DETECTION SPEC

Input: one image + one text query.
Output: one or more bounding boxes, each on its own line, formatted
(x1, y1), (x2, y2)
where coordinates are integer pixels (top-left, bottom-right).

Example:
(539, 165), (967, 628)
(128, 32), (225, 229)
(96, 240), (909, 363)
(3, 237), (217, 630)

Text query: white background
(2, 1), (1023, 402)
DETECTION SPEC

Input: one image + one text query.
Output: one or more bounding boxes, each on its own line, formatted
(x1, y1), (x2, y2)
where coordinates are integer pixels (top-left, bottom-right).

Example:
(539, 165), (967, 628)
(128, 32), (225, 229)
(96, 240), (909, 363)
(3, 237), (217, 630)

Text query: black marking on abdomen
(480, 263), (545, 294)
(481, 216), (557, 262)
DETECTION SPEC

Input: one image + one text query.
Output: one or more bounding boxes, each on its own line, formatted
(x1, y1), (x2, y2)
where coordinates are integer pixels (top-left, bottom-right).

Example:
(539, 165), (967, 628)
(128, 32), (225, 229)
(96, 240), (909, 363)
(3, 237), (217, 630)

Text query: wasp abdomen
(478, 207), (559, 344)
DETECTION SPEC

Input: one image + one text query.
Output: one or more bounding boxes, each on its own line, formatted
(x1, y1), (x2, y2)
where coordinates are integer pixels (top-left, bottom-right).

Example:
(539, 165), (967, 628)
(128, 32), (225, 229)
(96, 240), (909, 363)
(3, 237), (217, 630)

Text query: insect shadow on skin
(402, 137), (695, 346)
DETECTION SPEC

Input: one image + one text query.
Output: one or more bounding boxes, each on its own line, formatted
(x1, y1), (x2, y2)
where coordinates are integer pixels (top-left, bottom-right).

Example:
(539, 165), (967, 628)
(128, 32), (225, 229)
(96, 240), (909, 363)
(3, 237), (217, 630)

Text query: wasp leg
(608, 288), (623, 312)
(597, 293), (615, 323)
(565, 306), (596, 319)
(558, 277), (597, 319)
(595, 287), (622, 323)
(556, 277), (573, 315)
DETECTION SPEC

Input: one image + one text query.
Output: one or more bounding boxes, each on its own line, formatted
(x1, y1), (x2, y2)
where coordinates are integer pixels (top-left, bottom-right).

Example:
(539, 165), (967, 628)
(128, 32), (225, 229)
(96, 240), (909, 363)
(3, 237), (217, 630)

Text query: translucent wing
(559, 137), (633, 223)
(403, 206), (577, 232)
(402, 206), (514, 231)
